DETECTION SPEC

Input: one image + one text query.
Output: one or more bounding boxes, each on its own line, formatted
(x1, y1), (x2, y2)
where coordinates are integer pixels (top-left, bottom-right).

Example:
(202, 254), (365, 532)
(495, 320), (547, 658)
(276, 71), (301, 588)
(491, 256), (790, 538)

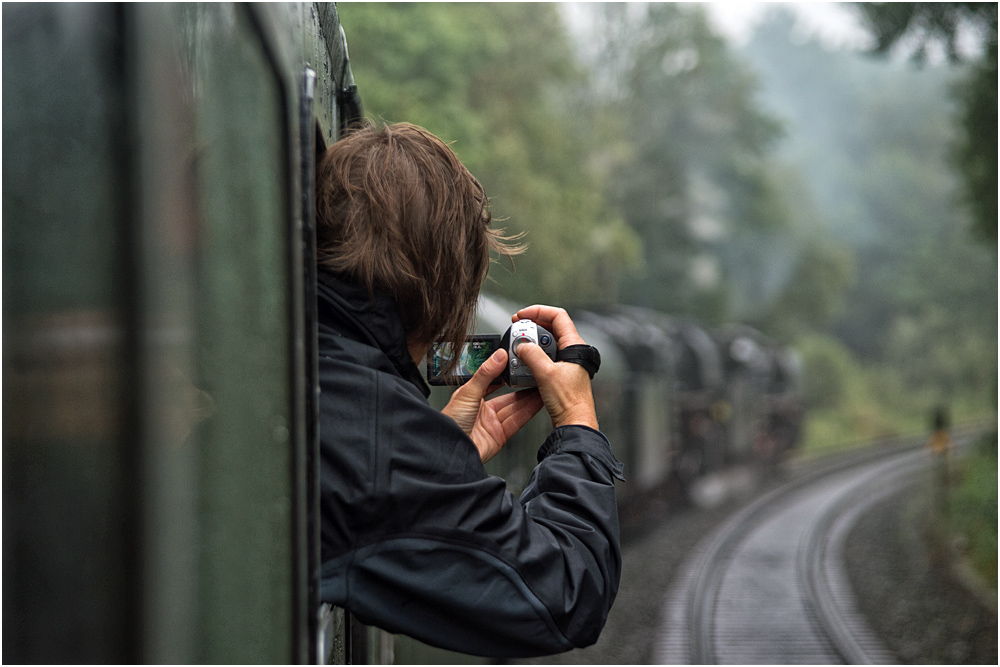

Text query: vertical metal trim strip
(299, 67), (321, 665)
(114, 3), (146, 662)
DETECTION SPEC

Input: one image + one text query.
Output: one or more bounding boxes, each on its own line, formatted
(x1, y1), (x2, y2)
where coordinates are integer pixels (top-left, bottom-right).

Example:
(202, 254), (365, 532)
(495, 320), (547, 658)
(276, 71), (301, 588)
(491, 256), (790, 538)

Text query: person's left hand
(442, 348), (544, 464)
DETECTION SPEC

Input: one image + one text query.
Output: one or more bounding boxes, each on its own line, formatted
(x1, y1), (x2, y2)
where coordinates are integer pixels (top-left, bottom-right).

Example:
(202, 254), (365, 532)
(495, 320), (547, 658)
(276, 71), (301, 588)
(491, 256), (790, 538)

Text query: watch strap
(556, 344), (601, 379)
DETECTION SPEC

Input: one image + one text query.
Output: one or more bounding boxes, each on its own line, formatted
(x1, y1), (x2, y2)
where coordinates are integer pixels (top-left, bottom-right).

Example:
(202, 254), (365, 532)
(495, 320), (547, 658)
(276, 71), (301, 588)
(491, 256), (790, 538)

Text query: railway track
(654, 430), (979, 664)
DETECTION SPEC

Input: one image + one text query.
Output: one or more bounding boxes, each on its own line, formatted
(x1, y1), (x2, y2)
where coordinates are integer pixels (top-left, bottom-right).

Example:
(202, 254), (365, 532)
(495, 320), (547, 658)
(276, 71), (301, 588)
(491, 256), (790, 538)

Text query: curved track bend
(654, 431), (976, 664)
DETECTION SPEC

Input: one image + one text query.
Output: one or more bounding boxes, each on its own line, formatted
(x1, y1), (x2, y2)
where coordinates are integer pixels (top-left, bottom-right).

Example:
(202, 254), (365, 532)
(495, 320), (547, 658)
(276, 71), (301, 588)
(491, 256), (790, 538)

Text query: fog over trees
(337, 2), (996, 446)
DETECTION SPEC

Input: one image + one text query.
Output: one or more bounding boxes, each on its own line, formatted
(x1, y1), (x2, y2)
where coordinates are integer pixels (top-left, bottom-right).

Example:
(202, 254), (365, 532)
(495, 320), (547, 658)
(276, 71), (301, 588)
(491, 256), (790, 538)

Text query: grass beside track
(945, 430), (998, 589)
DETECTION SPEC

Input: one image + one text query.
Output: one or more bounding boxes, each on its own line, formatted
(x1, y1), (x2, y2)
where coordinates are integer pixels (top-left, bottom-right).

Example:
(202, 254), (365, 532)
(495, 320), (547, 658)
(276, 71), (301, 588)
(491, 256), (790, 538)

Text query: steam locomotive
(442, 295), (805, 506)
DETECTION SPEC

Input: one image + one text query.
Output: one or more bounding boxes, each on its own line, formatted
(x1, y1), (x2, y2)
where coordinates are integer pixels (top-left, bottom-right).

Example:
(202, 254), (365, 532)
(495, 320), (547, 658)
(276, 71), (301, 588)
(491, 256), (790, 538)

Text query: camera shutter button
(512, 336), (530, 357)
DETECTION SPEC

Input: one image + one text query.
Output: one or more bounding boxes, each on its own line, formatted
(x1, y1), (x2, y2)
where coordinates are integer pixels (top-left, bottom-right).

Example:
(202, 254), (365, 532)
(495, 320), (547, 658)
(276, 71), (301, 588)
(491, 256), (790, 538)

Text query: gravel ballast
(844, 478), (998, 664)
(514, 458), (997, 665)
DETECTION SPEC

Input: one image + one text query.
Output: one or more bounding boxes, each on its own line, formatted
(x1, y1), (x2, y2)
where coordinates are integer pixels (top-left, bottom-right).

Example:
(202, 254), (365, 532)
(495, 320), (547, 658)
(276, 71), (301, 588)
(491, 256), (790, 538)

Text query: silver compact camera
(427, 319), (557, 387)
(501, 319), (558, 387)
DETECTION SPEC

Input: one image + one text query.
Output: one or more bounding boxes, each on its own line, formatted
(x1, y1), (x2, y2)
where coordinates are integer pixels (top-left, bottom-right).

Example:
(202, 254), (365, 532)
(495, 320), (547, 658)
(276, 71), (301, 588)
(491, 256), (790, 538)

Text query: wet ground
(515, 469), (784, 665)
(845, 480), (997, 664)
(514, 457), (998, 665)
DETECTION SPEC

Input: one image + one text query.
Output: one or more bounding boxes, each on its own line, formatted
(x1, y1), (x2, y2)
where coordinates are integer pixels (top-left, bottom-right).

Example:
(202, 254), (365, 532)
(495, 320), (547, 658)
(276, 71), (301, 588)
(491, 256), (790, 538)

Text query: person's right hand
(511, 305), (599, 431)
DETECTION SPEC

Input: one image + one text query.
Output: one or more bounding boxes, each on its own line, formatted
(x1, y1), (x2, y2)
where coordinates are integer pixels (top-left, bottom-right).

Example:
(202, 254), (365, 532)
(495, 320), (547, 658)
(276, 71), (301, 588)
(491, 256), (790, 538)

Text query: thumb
(514, 341), (553, 376)
(464, 348), (507, 396)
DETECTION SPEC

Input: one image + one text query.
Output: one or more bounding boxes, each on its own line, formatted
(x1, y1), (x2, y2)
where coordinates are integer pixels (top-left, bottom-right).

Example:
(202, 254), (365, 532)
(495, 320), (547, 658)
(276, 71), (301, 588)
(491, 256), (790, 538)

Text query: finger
(512, 304), (566, 328)
(485, 388), (524, 413)
(512, 304), (558, 327)
(512, 305), (586, 348)
(463, 348), (508, 397)
(497, 391), (544, 437)
(514, 341), (556, 378)
(493, 388), (542, 422)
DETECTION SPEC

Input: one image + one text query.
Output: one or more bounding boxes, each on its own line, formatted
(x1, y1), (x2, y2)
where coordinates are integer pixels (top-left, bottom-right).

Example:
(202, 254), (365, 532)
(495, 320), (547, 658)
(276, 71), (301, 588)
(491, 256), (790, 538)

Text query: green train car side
(4, 3), (362, 662)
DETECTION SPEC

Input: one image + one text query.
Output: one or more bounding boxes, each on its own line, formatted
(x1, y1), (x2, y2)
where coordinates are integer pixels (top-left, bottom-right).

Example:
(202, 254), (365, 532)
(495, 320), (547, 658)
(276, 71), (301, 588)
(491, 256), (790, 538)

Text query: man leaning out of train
(314, 120), (624, 657)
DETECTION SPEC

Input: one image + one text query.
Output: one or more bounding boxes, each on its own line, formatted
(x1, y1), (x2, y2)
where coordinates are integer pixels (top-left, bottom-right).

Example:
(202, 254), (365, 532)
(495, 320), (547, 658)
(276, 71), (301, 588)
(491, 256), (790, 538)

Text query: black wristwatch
(556, 344), (602, 379)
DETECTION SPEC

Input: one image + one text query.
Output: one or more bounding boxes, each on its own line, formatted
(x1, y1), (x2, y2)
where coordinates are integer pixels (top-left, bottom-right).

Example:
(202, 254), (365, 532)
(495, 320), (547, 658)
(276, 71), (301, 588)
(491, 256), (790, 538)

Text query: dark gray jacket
(317, 272), (624, 658)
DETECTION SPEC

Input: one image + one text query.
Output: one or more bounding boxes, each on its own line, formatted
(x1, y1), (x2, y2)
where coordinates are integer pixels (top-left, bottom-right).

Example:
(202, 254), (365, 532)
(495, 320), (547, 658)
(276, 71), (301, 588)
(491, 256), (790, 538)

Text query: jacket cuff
(537, 425), (626, 481)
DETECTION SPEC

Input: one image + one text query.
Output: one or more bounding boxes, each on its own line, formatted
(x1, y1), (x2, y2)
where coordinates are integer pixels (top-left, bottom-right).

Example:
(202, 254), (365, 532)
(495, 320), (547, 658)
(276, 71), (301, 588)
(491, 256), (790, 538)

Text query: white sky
(703, 2), (872, 49)
(562, 2), (874, 51)
(561, 1), (988, 71)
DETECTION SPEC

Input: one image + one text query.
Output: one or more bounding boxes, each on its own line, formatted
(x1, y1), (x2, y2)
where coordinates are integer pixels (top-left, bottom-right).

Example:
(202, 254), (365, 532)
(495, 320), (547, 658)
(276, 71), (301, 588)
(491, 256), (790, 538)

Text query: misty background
(336, 2), (997, 454)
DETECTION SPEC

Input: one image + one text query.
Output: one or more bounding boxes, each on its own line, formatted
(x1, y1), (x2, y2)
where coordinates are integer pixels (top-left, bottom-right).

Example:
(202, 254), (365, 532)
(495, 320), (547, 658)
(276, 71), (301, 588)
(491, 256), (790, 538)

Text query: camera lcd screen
(427, 335), (502, 386)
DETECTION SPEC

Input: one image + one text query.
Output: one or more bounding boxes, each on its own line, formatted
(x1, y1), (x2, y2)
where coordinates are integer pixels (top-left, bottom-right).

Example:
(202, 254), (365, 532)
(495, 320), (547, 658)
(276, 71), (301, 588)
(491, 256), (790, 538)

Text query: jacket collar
(316, 270), (431, 398)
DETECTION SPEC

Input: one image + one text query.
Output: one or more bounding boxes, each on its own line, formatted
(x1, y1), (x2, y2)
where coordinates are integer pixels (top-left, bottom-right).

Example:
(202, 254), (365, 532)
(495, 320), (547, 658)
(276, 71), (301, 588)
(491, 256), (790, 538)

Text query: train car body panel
(3, 3), (360, 663)
(575, 309), (681, 499)
(4, 5), (142, 662)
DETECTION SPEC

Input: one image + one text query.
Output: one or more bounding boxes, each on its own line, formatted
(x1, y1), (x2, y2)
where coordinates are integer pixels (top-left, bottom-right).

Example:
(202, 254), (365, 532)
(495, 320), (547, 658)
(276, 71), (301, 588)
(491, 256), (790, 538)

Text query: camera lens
(540, 335), (551, 346)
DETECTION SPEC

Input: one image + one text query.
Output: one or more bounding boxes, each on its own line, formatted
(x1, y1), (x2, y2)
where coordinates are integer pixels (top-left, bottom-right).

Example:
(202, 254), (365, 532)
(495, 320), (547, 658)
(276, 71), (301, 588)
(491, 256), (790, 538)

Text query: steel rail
(656, 426), (984, 664)
(799, 428), (980, 664)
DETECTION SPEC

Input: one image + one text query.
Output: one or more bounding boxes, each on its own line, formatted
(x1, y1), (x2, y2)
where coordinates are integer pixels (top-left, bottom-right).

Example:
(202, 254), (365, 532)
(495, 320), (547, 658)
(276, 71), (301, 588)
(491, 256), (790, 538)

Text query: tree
(760, 239), (856, 341)
(336, 3), (640, 306)
(855, 2), (998, 248)
(579, 3), (793, 322)
(742, 7), (996, 417)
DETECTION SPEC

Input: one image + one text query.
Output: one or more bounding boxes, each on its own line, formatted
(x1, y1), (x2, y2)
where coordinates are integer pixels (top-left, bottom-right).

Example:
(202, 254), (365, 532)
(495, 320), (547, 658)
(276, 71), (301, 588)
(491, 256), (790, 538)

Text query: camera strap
(556, 345), (602, 379)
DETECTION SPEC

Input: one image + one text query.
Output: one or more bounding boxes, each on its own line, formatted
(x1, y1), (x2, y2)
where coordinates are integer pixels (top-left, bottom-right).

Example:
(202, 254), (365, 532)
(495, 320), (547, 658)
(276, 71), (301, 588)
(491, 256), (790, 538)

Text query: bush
(797, 334), (857, 410)
(796, 334), (929, 455)
(949, 431), (998, 587)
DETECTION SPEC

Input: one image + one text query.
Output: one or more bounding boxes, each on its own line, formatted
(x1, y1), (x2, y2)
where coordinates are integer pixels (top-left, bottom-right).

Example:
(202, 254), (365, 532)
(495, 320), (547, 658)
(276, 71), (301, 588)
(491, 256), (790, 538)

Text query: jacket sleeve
(320, 373), (625, 658)
(517, 425), (626, 646)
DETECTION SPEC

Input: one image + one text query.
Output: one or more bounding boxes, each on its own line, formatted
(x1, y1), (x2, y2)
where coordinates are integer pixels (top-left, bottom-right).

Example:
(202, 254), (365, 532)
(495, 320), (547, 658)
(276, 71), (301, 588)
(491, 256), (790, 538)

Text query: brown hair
(316, 121), (524, 360)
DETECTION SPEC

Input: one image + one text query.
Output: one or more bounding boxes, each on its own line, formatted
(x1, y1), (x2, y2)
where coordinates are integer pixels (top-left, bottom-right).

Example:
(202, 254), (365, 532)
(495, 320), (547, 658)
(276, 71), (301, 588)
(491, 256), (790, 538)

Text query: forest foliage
(337, 3), (641, 305)
(336, 2), (997, 449)
(856, 2), (998, 247)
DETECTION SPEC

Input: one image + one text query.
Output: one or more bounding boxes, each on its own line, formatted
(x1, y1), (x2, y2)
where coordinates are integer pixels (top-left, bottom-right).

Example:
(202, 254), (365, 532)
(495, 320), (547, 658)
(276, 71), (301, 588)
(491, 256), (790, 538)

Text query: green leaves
(337, 3), (640, 307)
(586, 3), (795, 319)
(855, 2), (998, 248)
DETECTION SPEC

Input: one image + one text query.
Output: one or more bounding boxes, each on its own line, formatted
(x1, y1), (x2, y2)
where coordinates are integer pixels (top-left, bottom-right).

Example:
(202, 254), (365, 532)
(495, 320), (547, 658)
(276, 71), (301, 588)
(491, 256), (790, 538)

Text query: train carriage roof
(574, 308), (674, 375)
(617, 306), (723, 391)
